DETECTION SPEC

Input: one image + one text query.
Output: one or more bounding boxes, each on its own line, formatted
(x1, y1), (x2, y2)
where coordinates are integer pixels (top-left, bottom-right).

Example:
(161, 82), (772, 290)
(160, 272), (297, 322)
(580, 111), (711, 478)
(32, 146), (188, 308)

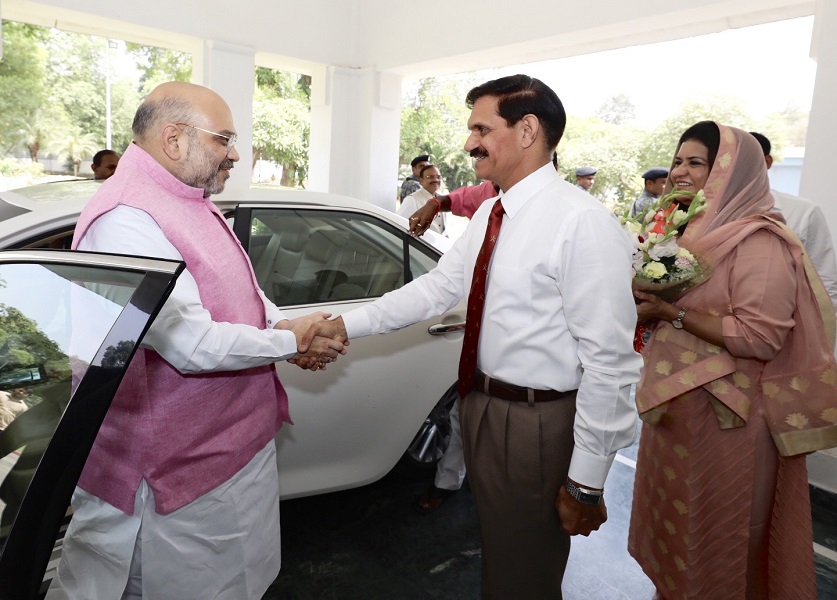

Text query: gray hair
(132, 96), (198, 142)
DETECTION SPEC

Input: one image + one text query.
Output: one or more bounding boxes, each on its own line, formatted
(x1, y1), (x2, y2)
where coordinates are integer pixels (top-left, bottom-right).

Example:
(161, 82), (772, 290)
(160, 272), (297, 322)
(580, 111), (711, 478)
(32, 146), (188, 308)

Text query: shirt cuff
(265, 306), (287, 329)
(567, 447), (615, 489)
(342, 307), (373, 339)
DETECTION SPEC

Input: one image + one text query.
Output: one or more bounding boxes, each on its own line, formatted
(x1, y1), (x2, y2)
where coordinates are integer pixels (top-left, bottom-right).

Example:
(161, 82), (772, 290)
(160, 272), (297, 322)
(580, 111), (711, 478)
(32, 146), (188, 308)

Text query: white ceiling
(3, 0), (816, 77)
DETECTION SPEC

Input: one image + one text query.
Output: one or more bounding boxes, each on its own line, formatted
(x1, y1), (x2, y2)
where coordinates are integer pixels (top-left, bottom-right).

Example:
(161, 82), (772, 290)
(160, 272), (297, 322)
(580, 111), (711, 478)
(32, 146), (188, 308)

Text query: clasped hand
(276, 312), (349, 371)
(634, 290), (676, 323)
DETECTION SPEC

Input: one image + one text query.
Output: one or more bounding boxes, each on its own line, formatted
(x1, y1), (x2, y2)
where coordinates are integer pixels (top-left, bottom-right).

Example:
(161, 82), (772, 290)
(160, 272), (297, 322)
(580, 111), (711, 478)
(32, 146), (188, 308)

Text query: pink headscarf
(638, 123), (837, 456)
(679, 125), (775, 246)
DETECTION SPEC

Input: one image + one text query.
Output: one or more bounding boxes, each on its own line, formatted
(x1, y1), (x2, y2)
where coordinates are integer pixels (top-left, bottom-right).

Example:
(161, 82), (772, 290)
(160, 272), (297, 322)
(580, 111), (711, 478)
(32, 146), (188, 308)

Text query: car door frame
(228, 202), (466, 493)
(0, 249), (184, 600)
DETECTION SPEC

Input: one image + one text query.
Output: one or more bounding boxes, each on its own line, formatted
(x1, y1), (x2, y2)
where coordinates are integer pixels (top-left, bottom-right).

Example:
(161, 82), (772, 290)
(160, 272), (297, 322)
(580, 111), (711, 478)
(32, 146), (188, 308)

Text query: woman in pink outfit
(630, 121), (837, 599)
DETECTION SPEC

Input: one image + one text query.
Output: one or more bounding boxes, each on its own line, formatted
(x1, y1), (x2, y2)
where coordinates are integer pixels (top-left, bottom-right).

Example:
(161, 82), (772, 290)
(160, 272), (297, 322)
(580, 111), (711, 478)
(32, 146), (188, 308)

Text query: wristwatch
(672, 307), (687, 330)
(565, 480), (603, 505)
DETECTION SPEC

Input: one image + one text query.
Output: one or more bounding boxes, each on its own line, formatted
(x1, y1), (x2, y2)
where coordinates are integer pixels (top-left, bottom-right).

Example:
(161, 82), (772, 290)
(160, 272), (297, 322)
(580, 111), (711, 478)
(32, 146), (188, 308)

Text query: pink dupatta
(637, 124), (837, 456)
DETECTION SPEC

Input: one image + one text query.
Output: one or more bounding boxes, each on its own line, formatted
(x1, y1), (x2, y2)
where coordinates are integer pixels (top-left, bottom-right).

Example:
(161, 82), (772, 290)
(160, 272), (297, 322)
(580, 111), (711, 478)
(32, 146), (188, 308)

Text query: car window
(242, 208), (440, 306)
(0, 251), (183, 598)
(406, 236), (439, 279)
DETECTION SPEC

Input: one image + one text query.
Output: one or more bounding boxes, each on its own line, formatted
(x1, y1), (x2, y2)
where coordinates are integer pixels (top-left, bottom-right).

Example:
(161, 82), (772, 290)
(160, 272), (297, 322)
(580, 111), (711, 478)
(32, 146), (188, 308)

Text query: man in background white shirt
(750, 132), (837, 315)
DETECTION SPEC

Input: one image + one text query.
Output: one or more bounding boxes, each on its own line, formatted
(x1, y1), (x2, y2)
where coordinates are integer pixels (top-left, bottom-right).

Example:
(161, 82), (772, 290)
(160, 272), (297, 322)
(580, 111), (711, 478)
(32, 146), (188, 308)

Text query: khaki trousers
(460, 389), (577, 600)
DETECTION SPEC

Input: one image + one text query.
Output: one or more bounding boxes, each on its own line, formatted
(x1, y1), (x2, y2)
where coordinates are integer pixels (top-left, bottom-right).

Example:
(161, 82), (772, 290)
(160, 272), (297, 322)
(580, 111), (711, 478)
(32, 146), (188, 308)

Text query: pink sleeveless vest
(72, 143), (290, 514)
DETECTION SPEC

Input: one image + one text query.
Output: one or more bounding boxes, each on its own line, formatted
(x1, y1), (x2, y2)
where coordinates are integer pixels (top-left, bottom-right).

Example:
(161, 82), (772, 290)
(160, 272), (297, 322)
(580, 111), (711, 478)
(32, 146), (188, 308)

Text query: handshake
(276, 312), (349, 372)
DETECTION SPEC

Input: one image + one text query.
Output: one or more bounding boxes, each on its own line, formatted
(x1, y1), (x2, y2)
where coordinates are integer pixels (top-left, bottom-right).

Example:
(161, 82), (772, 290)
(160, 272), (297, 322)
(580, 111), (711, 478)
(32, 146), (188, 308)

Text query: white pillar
(801, 0), (837, 488)
(308, 66), (402, 210)
(800, 0), (837, 215)
(198, 40), (256, 197)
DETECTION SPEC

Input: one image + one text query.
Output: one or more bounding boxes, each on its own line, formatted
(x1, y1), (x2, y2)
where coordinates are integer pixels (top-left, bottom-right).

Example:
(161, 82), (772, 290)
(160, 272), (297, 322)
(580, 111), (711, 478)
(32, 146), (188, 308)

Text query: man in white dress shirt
(750, 132), (837, 315)
(398, 164), (446, 235)
(301, 74), (642, 599)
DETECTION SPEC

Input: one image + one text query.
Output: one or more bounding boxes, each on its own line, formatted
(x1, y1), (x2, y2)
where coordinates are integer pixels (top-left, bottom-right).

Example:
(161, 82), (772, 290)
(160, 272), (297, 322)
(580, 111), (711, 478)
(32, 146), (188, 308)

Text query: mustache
(470, 148), (488, 160)
(220, 159), (235, 170)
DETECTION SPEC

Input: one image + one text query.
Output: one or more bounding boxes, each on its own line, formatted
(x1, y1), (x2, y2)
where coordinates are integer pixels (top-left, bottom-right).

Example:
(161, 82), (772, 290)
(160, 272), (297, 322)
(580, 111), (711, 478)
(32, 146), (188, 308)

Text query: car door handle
(428, 322), (466, 335)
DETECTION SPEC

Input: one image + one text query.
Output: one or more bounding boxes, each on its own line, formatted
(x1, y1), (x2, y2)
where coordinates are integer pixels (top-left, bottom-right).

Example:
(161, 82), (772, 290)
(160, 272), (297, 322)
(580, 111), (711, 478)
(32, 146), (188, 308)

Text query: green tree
(0, 22), (49, 154)
(44, 31), (141, 153)
(126, 43), (192, 95)
(0, 20), (194, 173)
(0, 305), (66, 372)
(15, 111), (50, 162)
(44, 30), (107, 144)
(637, 97), (756, 170)
(49, 127), (100, 176)
(400, 76), (480, 192)
(101, 340), (135, 369)
(252, 68), (311, 187)
(559, 116), (646, 213)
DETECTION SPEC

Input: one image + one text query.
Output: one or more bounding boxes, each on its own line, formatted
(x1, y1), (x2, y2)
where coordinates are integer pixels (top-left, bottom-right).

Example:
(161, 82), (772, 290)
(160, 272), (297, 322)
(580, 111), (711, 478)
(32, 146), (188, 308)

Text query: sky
(470, 16), (817, 127)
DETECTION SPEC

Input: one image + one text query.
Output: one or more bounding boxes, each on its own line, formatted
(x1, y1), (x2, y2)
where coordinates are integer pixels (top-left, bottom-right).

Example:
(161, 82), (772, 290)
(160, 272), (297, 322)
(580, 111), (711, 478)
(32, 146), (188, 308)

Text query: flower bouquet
(621, 189), (707, 350)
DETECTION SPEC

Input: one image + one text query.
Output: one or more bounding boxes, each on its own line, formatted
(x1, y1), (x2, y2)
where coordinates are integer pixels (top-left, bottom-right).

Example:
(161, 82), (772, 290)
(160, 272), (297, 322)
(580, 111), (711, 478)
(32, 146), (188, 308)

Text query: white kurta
(397, 187), (446, 235)
(48, 206), (295, 599)
(773, 190), (837, 314)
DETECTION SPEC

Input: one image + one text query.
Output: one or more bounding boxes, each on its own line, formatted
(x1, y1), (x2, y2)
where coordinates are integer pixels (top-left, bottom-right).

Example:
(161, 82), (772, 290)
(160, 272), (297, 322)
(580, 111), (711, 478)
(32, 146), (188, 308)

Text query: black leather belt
(474, 370), (576, 404)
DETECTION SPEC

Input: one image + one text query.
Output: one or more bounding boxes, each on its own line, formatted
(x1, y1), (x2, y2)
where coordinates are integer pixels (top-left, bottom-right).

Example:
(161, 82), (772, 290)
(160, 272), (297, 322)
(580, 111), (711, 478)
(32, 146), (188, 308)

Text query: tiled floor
(265, 433), (837, 599)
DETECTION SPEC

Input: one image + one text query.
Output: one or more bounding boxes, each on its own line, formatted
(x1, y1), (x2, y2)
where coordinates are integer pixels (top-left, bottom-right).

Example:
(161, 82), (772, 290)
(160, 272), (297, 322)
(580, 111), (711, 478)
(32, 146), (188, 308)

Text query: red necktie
(458, 198), (505, 398)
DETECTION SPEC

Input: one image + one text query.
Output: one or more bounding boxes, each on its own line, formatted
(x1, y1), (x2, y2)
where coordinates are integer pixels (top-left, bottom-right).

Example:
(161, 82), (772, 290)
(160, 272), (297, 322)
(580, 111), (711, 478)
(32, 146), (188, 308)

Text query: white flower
(625, 221), (642, 235)
(676, 248), (695, 260)
(670, 209), (690, 228)
(632, 250), (647, 273)
(648, 236), (679, 260)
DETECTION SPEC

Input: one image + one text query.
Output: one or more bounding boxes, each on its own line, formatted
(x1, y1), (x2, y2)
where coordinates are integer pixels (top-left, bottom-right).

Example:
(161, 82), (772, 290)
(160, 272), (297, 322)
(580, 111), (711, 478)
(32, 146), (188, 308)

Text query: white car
(0, 180), (465, 597)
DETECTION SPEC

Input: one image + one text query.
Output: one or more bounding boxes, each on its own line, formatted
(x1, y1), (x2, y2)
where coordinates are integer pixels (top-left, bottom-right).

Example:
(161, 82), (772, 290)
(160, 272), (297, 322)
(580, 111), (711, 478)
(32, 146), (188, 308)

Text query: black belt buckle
(476, 370), (560, 406)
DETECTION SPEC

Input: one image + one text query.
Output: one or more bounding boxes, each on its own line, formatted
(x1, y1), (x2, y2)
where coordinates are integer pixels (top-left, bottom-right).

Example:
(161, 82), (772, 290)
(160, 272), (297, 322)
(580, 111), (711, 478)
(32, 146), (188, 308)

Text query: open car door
(0, 250), (183, 599)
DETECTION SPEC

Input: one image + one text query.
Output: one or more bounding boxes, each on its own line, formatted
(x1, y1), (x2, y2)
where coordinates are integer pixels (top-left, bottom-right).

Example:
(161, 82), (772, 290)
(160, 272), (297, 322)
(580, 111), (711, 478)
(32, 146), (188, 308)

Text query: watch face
(672, 308), (686, 329)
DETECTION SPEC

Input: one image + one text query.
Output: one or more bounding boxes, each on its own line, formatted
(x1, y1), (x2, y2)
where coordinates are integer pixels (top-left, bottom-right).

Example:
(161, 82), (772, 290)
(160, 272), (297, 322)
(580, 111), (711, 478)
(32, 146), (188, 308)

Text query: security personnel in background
(400, 154), (431, 200)
(574, 166), (597, 191)
(630, 167), (669, 217)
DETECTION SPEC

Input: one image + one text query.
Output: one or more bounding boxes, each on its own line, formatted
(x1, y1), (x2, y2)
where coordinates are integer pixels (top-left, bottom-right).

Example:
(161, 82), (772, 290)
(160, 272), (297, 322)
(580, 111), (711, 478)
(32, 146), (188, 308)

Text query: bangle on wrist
(429, 197), (441, 213)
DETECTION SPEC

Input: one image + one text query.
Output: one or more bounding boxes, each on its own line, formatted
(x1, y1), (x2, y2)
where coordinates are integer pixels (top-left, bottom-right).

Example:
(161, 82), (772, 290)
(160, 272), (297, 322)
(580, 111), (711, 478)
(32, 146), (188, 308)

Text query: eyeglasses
(177, 123), (237, 153)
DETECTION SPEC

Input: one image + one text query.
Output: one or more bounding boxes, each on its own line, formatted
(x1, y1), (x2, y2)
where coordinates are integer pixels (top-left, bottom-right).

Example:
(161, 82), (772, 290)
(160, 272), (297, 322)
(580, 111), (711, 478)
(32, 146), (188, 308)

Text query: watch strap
(565, 480), (603, 505)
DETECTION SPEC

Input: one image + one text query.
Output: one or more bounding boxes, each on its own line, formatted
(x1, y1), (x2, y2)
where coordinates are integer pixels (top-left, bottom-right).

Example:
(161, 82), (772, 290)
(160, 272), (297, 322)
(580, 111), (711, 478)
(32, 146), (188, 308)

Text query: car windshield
(7, 180), (101, 204)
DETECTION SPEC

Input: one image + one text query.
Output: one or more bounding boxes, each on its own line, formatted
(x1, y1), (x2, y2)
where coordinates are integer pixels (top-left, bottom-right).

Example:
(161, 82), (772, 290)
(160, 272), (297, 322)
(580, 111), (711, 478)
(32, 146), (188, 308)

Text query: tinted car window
(0, 263), (144, 550)
(0, 253), (183, 598)
(406, 236), (439, 279)
(246, 209), (439, 305)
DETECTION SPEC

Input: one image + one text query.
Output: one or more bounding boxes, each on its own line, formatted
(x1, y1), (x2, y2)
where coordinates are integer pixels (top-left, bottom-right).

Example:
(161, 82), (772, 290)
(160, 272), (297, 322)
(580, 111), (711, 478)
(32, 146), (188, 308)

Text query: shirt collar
(499, 162), (558, 219)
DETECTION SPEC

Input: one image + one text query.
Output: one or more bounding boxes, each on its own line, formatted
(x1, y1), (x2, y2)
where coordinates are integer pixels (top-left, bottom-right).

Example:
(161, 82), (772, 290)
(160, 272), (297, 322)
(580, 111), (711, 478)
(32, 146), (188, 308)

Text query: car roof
(0, 180), (451, 252)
